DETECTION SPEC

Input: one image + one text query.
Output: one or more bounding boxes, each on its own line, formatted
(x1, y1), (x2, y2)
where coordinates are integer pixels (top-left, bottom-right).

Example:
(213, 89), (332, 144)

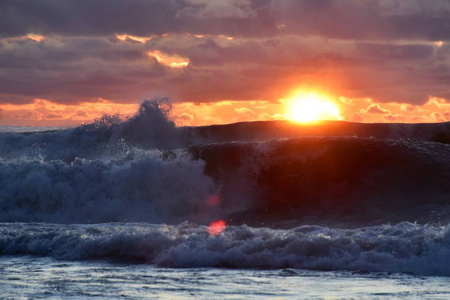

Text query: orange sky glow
(1, 94), (449, 127)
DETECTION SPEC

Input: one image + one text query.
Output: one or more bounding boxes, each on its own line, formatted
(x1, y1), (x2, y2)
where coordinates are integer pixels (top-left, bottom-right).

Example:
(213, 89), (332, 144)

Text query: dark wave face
(189, 137), (450, 226)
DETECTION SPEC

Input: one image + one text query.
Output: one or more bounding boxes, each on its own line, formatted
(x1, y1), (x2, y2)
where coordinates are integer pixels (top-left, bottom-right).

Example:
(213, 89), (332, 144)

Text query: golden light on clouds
(339, 96), (450, 123)
(217, 35), (234, 40)
(187, 33), (235, 43)
(433, 41), (444, 47)
(3, 33), (45, 43)
(0, 99), (137, 127)
(115, 33), (154, 44)
(25, 33), (45, 42)
(146, 50), (190, 68)
(284, 91), (342, 123)
(170, 100), (284, 126)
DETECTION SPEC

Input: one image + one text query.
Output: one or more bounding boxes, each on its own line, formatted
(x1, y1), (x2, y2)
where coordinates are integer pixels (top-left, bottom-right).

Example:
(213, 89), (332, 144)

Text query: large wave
(0, 99), (449, 225)
(189, 137), (450, 226)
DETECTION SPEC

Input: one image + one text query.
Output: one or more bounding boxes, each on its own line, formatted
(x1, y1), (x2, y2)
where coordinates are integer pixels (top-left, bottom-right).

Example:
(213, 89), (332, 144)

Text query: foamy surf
(1, 222), (450, 276)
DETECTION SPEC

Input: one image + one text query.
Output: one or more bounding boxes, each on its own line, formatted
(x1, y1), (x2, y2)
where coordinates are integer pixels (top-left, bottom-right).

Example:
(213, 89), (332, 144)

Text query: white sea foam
(1, 222), (450, 276)
(0, 150), (220, 223)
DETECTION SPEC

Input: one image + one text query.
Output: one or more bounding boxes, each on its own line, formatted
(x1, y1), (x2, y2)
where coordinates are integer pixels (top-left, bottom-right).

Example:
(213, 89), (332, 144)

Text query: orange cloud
(340, 96), (450, 123)
(146, 50), (190, 68)
(366, 104), (391, 114)
(0, 99), (137, 127)
(1, 33), (45, 43)
(234, 107), (256, 116)
(115, 33), (154, 44)
(25, 33), (45, 42)
(171, 100), (284, 126)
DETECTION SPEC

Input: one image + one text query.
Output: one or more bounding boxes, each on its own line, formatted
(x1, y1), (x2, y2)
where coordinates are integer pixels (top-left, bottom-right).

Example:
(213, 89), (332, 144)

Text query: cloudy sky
(1, 0), (450, 126)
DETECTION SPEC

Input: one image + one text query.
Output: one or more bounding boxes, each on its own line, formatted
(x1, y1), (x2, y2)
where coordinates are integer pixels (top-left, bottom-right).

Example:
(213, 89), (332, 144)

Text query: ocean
(1, 99), (450, 299)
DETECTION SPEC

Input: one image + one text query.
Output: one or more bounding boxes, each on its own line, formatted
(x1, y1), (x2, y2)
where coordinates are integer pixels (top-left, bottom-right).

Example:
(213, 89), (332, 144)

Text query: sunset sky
(1, 0), (450, 127)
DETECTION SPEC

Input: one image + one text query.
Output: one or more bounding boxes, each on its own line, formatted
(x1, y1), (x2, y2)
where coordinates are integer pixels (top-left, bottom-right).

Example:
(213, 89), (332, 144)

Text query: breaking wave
(1, 222), (450, 276)
(0, 99), (450, 225)
(2, 99), (450, 276)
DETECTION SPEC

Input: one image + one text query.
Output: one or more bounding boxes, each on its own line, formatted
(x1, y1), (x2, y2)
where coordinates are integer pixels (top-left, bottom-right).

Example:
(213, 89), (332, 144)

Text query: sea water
(1, 100), (450, 299)
(1, 221), (450, 299)
(1, 256), (450, 299)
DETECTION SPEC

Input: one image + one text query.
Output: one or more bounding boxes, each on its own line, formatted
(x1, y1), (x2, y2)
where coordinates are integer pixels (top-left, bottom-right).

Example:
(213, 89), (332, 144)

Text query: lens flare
(207, 220), (226, 236)
(205, 195), (220, 207)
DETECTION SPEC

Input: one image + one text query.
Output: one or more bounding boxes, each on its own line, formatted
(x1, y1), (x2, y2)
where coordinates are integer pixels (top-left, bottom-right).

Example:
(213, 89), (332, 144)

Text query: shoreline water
(2, 255), (450, 299)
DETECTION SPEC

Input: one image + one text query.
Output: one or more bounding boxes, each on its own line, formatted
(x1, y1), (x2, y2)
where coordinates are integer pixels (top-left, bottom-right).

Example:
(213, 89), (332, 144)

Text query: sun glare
(286, 92), (342, 123)
(207, 220), (226, 236)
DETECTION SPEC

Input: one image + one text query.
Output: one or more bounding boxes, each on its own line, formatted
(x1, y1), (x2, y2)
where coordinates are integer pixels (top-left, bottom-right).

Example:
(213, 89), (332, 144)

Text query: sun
(285, 92), (342, 123)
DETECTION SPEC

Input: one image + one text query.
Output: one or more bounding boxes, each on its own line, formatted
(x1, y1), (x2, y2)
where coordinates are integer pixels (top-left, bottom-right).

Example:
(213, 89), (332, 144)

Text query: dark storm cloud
(273, 0), (450, 41)
(0, 0), (276, 39)
(0, 0), (182, 38)
(356, 43), (434, 60)
(3, 0), (448, 40)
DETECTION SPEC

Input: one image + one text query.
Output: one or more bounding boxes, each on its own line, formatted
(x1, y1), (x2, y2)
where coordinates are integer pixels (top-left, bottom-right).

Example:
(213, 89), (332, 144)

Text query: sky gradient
(1, 0), (450, 126)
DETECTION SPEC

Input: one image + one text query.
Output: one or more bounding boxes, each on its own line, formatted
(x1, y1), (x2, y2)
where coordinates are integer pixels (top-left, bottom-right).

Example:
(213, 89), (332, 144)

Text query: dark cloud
(274, 0), (450, 41)
(1, 0), (450, 40)
(1, 32), (449, 105)
(356, 43), (434, 60)
(0, 0), (276, 39)
(0, 0), (182, 38)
